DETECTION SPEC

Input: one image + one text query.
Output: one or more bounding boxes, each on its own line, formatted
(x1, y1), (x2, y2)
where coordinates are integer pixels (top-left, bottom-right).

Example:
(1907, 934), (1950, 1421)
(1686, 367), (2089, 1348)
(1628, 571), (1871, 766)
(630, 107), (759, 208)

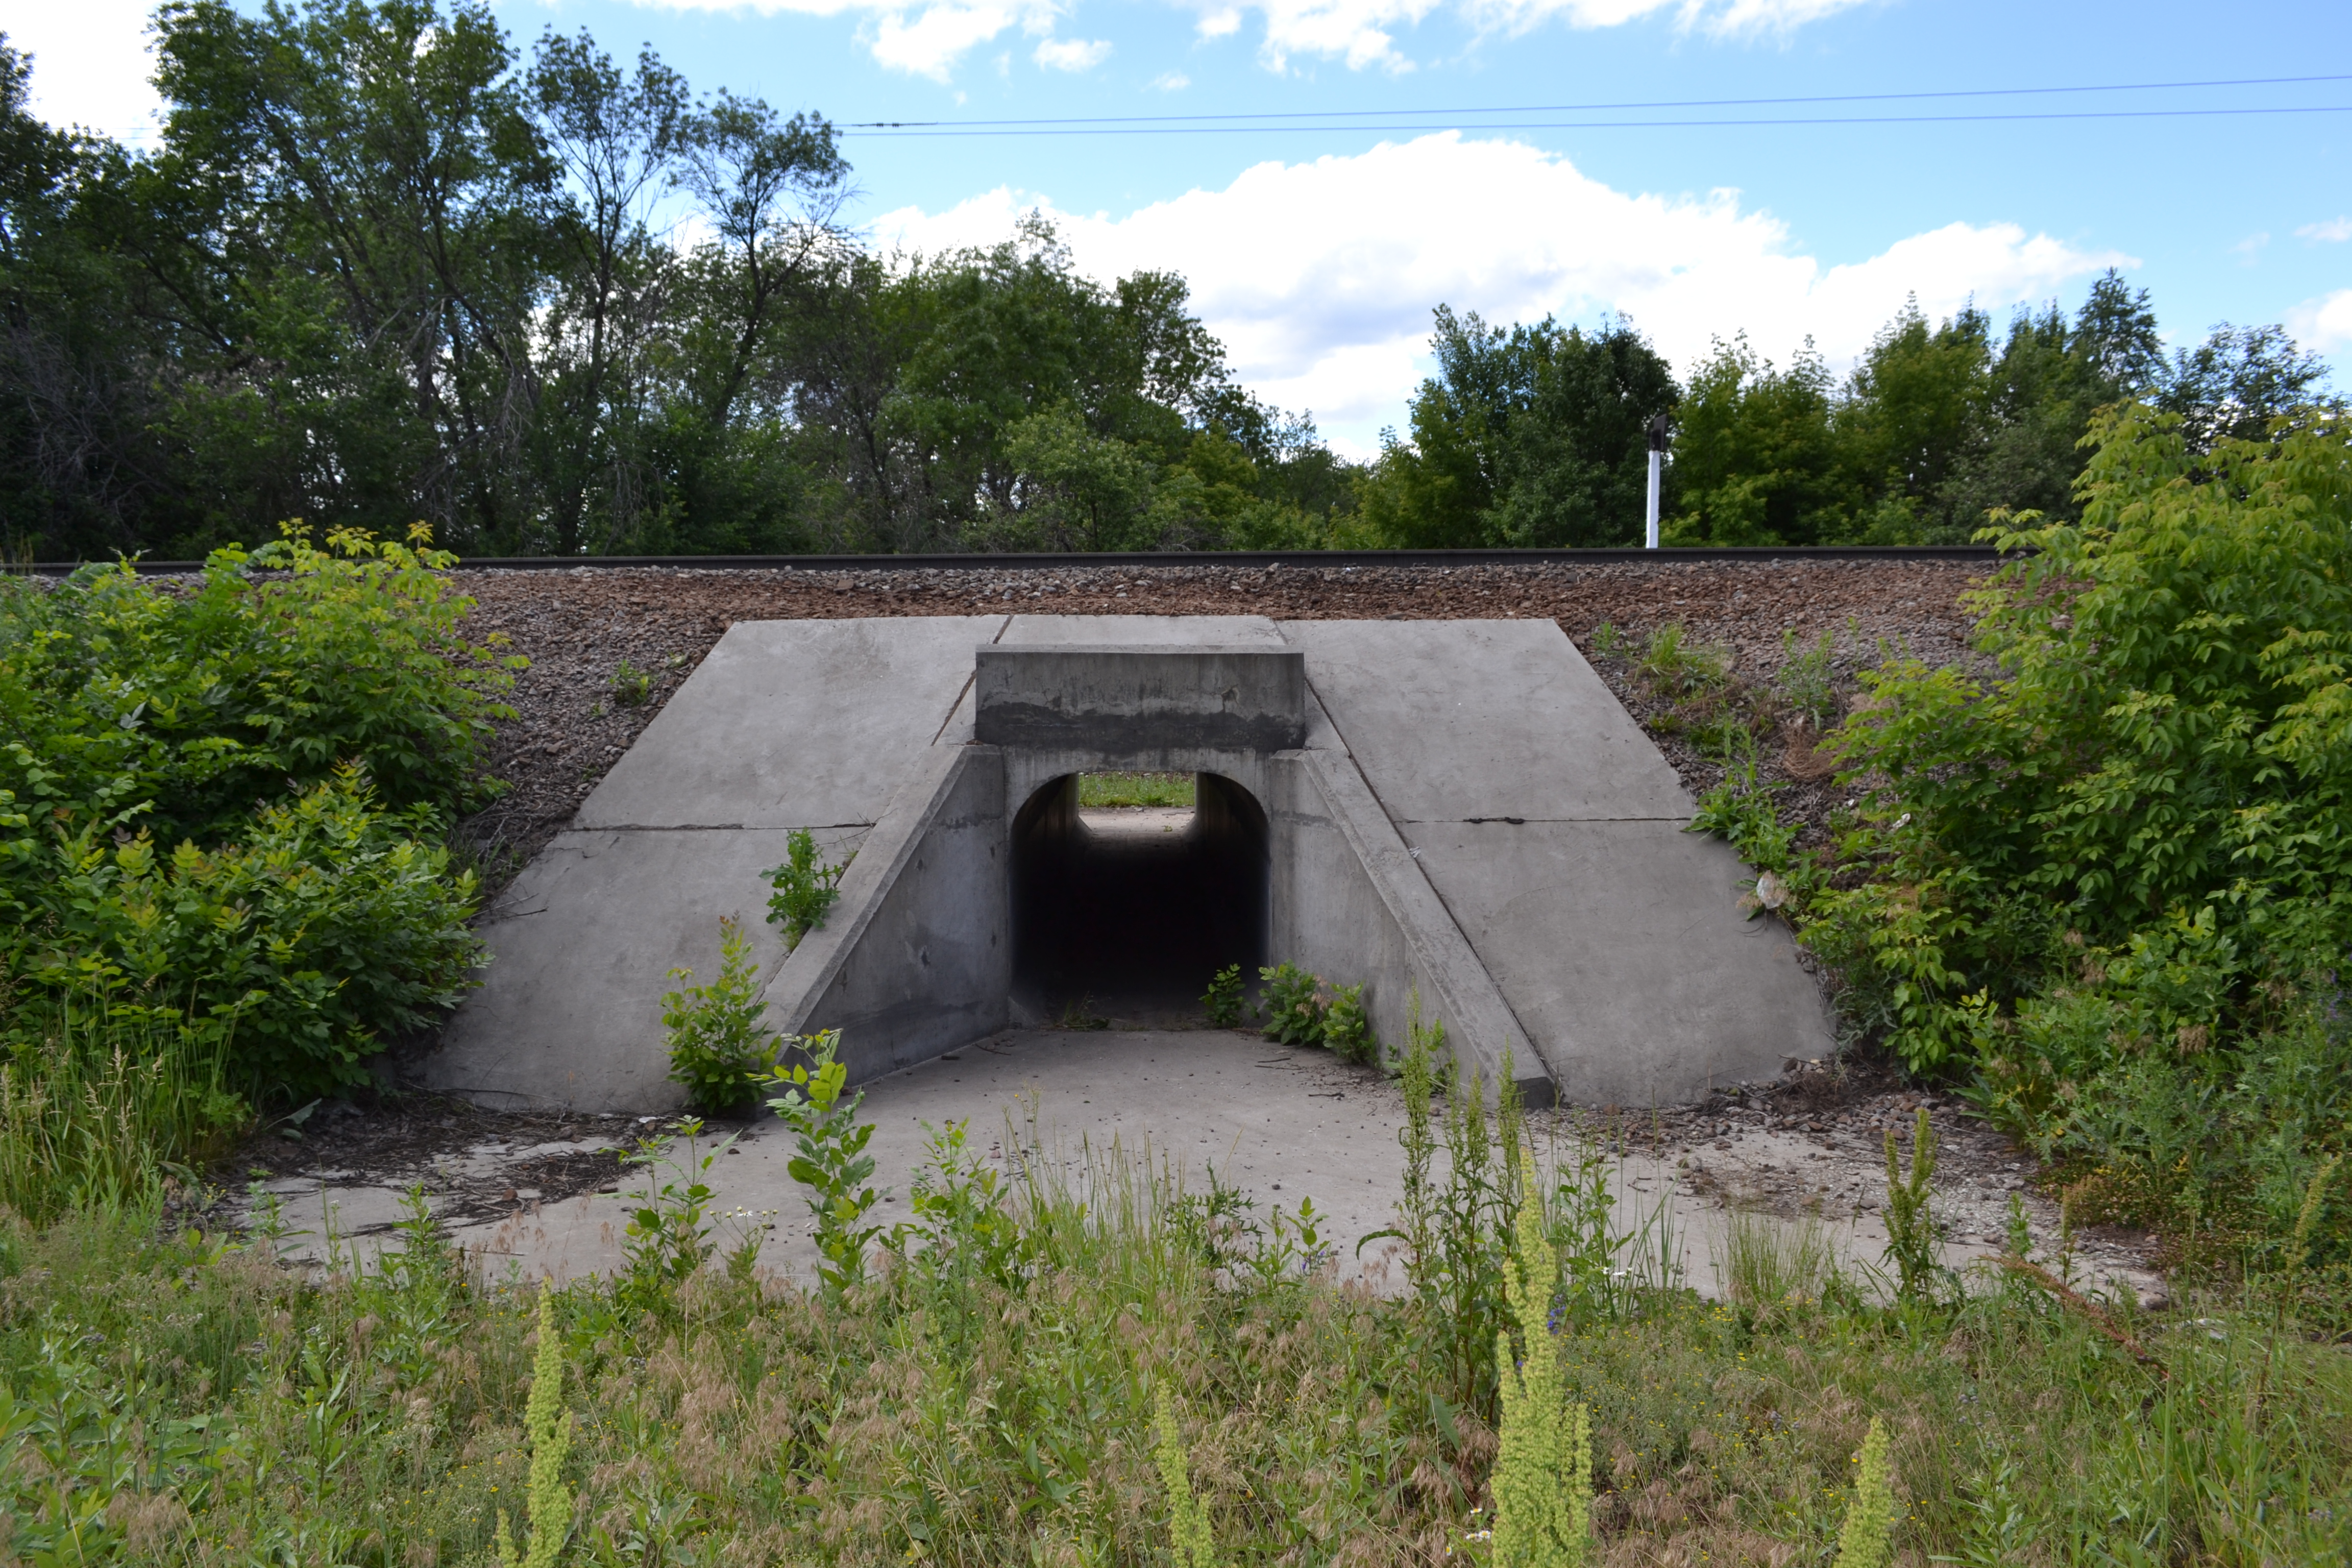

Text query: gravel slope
(452, 556), (1989, 879)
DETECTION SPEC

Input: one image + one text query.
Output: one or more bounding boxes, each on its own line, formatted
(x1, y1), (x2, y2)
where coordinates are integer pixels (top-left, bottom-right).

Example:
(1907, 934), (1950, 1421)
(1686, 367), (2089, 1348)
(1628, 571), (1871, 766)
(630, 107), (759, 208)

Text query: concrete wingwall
(1269, 750), (1551, 1108)
(761, 744), (1012, 1085)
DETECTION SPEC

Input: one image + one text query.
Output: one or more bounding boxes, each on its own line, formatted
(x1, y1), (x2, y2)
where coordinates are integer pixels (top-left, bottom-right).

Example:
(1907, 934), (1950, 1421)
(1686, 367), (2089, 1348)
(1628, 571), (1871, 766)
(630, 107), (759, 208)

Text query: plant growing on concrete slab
(763, 828), (850, 950)
(1322, 982), (1377, 1065)
(660, 917), (780, 1112)
(763, 1028), (884, 1293)
(618, 1118), (733, 1314)
(1200, 964), (1245, 1027)
(1258, 963), (1325, 1046)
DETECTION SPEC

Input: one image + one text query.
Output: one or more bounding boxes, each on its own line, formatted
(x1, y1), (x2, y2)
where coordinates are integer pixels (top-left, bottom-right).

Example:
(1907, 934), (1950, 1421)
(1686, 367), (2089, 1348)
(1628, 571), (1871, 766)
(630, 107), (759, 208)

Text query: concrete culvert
(1010, 771), (1268, 1022)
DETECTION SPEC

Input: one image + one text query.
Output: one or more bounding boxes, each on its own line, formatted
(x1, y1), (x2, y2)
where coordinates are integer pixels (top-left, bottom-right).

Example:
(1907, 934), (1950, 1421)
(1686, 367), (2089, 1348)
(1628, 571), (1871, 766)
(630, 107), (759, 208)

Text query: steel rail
(25, 545), (2007, 578)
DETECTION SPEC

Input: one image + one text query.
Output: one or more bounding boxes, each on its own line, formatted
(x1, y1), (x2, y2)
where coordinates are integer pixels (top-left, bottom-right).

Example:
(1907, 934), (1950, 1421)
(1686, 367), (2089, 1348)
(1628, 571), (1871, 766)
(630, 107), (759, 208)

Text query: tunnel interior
(1010, 772), (1269, 1021)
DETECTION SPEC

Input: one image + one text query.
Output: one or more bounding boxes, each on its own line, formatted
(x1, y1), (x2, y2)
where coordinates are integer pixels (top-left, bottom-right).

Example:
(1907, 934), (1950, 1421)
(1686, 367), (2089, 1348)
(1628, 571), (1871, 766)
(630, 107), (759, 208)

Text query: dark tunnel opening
(1010, 773), (1269, 1021)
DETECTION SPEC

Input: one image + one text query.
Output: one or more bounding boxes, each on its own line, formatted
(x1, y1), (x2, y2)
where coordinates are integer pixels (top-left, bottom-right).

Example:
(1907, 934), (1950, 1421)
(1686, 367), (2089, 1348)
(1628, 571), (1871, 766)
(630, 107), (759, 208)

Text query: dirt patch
(222, 1095), (693, 1238)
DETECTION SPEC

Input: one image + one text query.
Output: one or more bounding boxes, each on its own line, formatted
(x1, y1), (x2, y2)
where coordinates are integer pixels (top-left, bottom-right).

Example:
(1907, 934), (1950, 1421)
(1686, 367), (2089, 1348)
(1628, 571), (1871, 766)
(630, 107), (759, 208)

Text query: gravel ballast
(453, 556), (1989, 878)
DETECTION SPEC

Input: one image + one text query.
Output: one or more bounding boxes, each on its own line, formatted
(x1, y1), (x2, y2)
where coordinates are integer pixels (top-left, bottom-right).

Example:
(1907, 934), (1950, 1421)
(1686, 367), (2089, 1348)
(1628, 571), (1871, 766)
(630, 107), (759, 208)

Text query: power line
(842, 103), (2352, 137)
(842, 71), (2352, 130)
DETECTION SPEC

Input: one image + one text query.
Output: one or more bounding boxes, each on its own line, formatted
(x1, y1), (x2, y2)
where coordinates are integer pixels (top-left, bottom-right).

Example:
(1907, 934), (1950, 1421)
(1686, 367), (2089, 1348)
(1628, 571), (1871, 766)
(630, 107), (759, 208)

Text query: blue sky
(15, 0), (2352, 454)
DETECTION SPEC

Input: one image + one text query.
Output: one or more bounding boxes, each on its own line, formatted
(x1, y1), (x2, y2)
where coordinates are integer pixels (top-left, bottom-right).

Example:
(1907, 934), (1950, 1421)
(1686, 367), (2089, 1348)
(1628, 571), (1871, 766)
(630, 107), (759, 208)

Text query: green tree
(1834, 298), (1991, 542)
(1359, 308), (1676, 548)
(1664, 334), (1851, 545)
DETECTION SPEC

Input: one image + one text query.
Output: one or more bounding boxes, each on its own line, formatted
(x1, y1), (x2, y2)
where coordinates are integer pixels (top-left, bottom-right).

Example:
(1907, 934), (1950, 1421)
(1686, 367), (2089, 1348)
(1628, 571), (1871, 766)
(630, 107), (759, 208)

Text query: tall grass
(0, 1096), (2348, 1563)
(0, 998), (244, 1223)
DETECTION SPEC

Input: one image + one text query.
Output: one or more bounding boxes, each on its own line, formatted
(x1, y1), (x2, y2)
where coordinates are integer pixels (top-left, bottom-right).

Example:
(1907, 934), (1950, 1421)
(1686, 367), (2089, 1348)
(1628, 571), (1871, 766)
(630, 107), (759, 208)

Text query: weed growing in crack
(1199, 963), (1246, 1027)
(763, 827), (850, 950)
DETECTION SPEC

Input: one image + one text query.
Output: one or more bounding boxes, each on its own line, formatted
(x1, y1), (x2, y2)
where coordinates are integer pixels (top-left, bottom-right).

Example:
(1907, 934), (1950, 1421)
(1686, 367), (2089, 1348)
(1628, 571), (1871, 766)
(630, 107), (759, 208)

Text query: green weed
(762, 1028), (884, 1294)
(1257, 963), (1325, 1046)
(763, 827), (851, 950)
(662, 916), (781, 1112)
(609, 657), (653, 705)
(1200, 963), (1245, 1027)
(1775, 626), (1842, 732)
(1717, 1208), (1834, 1316)
(1323, 981), (1378, 1065)
(1882, 1106), (1944, 1303)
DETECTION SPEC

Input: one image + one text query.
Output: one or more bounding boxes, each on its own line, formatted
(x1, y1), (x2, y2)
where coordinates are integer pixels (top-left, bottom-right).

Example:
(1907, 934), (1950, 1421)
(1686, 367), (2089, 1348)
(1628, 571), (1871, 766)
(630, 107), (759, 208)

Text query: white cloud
(1213, 0), (1440, 70)
(2289, 289), (2352, 352)
(1154, 70), (1193, 89)
(1194, 0), (1870, 71)
(869, 4), (1026, 78)
(2231, 232), (2269, 265)
(2297, 217), (2352, 243)
(1033, 34), (1114, 68)
(870, 133), (2126, 456)
(9, 0), (164, 142)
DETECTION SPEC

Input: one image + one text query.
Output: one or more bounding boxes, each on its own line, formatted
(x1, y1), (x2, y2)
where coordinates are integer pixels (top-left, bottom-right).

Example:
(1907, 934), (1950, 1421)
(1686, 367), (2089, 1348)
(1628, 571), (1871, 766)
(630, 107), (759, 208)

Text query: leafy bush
(0, 524), (522, 847)
(1258, 963), (1325, 1046)
(7, 765), (483, 1095)
(763, 828), (850, 951)
(1813, 406), (2351, 1068)
(662, 918), (781, 1112)
(1692, 404), (2352, 1264)
(1323, 981), (1378, 1065)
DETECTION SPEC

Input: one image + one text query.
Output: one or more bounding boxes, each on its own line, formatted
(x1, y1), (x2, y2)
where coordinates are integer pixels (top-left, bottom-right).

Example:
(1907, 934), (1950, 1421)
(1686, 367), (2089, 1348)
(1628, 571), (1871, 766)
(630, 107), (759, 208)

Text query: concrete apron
(271, 1028), (2144, 1305)
(420, 615), (1832, 1118)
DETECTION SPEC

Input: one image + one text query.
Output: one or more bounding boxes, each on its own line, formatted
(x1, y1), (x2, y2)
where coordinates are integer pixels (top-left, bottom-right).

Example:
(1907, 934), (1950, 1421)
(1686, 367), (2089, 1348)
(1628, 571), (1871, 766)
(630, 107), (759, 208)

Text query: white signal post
(1644, 412), (1670, 549)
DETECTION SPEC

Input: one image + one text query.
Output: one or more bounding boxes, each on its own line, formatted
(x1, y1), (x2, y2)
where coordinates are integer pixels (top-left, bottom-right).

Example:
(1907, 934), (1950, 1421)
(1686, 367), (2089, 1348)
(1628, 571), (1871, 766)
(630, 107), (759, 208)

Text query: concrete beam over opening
(975, 644), (1306, 752)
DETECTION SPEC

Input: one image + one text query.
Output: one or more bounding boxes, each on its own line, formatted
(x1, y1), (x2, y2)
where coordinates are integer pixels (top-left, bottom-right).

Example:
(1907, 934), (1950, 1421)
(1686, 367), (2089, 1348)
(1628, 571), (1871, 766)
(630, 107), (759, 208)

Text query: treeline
(0, 6), (1345, 559)
(0, 2), (2335, 560)
(1362, 285), (2335, 549)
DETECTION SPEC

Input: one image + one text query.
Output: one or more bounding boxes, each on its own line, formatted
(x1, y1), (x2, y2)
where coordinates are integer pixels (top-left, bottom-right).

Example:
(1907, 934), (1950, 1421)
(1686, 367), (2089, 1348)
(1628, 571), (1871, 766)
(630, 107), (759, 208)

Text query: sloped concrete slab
(1285, 618), (1833, 1103)
(580, 616), (1007, 829)
(423, 825), (865, 1109)
(1407, 820), (1827, 1107)
(425, 616), (1010, 1111)
(1280, 619), (1685, 821)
